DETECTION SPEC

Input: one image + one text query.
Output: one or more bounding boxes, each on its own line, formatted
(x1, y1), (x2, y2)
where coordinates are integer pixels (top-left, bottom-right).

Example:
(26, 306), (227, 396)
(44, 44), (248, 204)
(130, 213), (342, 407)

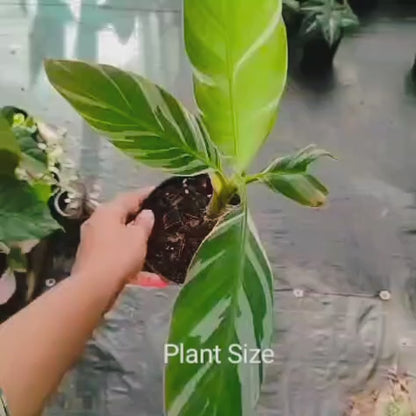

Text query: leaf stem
(244, 174), (263, 185)
(207, 172), (238, 218)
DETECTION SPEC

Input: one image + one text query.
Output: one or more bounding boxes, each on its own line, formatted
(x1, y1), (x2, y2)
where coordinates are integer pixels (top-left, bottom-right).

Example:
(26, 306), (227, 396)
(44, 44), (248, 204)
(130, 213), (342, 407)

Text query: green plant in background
(0, 109), (60, 249)
(284, 0), (358, 45)
(300, 0), (358, 46)
(0, 108), (86, 306)
(45, 0), (332, 414)
(0, 109), (60, 304)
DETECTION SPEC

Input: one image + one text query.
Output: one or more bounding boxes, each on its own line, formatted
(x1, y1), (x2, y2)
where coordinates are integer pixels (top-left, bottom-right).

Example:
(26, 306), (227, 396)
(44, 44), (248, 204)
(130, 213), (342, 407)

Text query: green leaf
(1, 106), (27, 126)
(299, 0), (358, 46)
(165, 207), (273, 416)
(0, 115), (21, 177)
(184, 0), (288, 171)
(0, 176), (59, 244)
(32, 181), (53, 203)
(44, 60), (221, 176)
(258, 144), (332, 207)
(14, 126), (49, 177)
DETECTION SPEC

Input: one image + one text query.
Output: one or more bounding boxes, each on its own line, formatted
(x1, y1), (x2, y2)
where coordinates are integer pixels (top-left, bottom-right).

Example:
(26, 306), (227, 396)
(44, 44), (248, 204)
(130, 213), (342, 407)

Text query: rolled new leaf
(258, 144), (332, 207)
(44, 60), (221, 176)
(184, 0), (288, 171)
(165, 207), (273, 416)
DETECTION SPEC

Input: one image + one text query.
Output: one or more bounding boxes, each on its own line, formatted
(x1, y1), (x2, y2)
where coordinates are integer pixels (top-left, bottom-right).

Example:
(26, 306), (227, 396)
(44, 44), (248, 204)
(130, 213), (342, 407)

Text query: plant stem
(207, 172), (238, 218)
(244, 174), (262, 185)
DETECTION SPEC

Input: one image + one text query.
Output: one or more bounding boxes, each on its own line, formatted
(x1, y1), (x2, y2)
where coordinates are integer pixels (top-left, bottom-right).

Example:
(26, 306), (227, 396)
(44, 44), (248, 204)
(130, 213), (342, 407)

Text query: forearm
(0, 274), (116, 416)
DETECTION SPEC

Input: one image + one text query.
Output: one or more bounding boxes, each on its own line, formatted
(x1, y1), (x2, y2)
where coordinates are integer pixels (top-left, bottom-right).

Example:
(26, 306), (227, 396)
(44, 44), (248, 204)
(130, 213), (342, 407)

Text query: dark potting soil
(141, 174), (217, 284)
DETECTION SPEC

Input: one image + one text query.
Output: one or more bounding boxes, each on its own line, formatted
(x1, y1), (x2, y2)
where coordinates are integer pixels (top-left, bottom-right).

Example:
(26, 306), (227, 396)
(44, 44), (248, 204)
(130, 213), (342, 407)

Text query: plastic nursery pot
(283, 8), (303, 38)
(348, 0), (379, 15)
(0, 247), (47, 323)
(48, 187), (91, 233)
(300, 35), (342, 74)
(0, 270), (30, 323)
(141, 173), (219, 285)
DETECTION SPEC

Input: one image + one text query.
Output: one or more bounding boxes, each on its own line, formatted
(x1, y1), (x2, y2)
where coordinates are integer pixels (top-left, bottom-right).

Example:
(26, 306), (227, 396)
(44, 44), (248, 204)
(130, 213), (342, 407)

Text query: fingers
(133, 209), (155, 239)
(98, 187), (155, 223)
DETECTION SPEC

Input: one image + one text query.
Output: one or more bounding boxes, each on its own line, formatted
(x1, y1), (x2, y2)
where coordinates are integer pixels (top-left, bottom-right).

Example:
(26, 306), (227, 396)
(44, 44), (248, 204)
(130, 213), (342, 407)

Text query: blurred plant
(44, 0), (332, 414)
(0, 108), (59, 246)
(0, 108), (87, 307)
(299, 0), (359, 46)
(283, 0), (358, 45)
(348, 369), (416, 416)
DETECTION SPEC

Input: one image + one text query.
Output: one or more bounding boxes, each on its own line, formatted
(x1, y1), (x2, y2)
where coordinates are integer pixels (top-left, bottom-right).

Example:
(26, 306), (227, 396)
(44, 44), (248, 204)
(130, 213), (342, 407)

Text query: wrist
(68, 271), (122, 311)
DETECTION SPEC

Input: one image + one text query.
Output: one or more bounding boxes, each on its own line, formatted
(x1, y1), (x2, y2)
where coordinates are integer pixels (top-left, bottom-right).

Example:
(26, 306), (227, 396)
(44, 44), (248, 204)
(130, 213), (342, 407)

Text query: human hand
(71, 189), (167, 299)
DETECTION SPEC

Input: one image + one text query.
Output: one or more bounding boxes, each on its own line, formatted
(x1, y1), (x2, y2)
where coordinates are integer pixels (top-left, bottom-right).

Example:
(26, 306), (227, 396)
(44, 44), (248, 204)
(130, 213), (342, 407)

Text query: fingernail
(137, 209), (155, 229)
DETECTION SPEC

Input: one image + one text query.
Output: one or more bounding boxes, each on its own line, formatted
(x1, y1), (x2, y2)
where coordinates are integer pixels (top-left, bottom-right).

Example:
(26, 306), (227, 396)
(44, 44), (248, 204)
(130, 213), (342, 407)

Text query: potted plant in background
(299, 0), (358, 72)
(283, 0), (358, 72)
(283, 0), (303, 36)
(348, 0), (379, 15)
(0, 107), (91, 321)
(44, 0), (332, 414)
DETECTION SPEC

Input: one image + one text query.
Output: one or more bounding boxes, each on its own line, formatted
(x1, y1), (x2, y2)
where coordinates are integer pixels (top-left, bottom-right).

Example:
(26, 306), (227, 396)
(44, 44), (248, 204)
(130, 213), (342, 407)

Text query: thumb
(133, 209), (155, 239)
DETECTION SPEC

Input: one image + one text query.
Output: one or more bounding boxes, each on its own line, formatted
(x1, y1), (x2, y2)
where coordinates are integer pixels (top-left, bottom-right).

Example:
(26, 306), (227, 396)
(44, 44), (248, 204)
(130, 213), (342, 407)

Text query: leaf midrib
(212, 202), (250, 414)
(224, 3), (239, 166)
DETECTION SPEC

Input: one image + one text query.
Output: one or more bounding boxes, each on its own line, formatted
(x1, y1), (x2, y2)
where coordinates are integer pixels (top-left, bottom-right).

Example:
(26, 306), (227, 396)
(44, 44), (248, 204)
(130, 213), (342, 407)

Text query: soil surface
(141, 174), (216, 284)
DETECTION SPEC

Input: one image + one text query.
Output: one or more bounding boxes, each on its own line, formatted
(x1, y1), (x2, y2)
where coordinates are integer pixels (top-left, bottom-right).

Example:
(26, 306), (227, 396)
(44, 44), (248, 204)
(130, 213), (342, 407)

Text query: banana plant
(45, 0), (332, 414)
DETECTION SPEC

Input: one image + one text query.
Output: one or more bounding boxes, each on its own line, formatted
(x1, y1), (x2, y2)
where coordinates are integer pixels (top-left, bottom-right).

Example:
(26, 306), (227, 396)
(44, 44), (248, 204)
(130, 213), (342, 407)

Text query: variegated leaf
(44, 60), (221, 176)
(184, 0), (288, 171)
(299, 0), (359, 46)
(259, 144), (332, 207)
(165, 207), (274, 416)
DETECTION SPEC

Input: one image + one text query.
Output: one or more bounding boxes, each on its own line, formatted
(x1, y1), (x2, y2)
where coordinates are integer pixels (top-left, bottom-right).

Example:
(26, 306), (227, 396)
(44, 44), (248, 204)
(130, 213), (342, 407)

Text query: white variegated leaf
(299, 0), (358, 46)
(258, 144), (332, 207)
(165, 207), (274, 416)
(45, 60), (221, 176)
